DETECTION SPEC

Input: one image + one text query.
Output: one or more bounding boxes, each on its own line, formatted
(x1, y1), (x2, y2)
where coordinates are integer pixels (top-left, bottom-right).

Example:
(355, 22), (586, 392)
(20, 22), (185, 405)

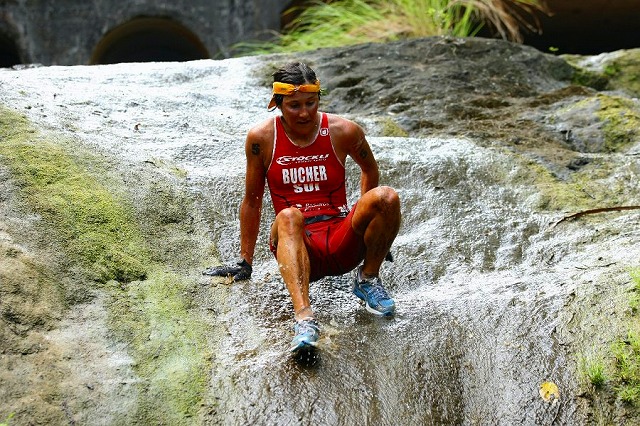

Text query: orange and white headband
(268, 80), (321, 110)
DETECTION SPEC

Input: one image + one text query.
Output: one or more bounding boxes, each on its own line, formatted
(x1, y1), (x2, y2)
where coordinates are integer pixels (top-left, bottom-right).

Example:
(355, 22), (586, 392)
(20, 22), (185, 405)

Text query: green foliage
(579, 354), (607, 388)
(235, 0), (545, 55)
(619, 386), (640, 404)
(611, 331), (640, 405)
(589, 363), (607, 388)
(0, 413), (14, 426)
(595, 271), (640, 406)
(578, 271), (640, 408)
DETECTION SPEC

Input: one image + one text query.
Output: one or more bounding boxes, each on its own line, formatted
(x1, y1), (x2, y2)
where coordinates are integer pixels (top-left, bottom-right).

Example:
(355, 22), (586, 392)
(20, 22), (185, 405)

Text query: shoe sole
(289, 340), (318, 353)
(364, 302), (394, 317)
(353, 288), (395, 317)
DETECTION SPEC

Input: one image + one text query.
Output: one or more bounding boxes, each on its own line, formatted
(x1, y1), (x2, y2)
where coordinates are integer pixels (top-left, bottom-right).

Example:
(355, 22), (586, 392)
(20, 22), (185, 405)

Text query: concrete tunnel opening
(0, 32), (22, 68)
(91, 17), (210, 65)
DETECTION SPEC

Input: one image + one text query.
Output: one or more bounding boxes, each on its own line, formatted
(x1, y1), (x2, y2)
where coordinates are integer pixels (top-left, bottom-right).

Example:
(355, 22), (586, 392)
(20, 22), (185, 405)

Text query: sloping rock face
(1, 37), (639, 425)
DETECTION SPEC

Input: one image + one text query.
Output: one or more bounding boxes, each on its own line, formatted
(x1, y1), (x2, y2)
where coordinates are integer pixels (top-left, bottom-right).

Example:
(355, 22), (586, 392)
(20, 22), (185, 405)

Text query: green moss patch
(0, 241), (66, 338)
(564, 49), (640, 98)
(107, 269), (209, 423)
(595, 94), (640, 152)
(0, 108), (148, 283)
(0, 106), (211, 423)
(604, 49), (640, 98)
(378, 117), (409, 137)
(570, 67), (609, 91)
(577, 269), (640, 413)
(512, 156), (628, 213)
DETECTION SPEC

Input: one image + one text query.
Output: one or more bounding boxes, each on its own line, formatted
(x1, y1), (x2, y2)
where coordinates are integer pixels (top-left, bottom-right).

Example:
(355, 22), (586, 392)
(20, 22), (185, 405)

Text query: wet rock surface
(1, 37), (640, 424)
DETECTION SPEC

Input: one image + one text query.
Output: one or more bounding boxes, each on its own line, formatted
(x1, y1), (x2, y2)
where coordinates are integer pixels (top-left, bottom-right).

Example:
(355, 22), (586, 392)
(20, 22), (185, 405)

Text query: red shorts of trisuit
(270, 207), (365, 282)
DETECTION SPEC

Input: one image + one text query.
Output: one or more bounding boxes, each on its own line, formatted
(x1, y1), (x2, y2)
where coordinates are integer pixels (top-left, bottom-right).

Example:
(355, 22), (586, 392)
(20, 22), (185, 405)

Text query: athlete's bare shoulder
(325, 113), (361, 135)
(245, 116), (275, 167)
(247, 117), (274, 143)
(326, 112), (366, 158)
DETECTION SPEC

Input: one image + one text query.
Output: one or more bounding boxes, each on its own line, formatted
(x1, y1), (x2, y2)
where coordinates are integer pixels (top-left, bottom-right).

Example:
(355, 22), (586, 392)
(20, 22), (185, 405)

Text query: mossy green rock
(0, 106), (212, 424)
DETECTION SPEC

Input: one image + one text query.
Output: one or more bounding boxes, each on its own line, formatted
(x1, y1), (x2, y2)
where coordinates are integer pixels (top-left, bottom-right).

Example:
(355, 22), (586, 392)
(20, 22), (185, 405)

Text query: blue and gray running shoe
(290, 318), (320, 352)
(353, 267), (396, 316)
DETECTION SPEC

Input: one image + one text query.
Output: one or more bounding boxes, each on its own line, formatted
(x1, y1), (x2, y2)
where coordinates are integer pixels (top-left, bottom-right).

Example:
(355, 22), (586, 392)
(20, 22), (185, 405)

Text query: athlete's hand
(203, 259), (252, 281)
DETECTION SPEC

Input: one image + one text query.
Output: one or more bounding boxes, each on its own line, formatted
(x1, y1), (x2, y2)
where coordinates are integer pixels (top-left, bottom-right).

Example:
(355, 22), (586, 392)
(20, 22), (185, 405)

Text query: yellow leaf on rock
(539, 381), (560, 402)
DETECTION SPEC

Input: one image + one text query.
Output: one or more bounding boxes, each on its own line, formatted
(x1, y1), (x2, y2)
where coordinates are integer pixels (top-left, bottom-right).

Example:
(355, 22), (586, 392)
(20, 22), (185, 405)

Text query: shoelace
(360, 278), (390, 300)
(297, 320), (319, 335)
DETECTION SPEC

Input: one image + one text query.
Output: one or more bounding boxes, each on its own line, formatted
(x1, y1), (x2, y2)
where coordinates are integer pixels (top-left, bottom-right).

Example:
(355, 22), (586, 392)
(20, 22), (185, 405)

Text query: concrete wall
(1, 0), (638, 67)
(0, 0), (292, 66)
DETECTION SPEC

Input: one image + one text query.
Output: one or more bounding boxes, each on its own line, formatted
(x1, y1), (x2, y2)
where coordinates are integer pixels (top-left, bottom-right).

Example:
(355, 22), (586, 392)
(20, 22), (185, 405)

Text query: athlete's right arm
(239, 125), (269, 268)
(202, 123), (270, 281)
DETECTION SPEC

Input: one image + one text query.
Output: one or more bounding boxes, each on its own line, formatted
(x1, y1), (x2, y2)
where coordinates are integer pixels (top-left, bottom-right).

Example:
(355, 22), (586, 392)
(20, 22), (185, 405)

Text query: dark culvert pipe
(90, 17), (210, 65)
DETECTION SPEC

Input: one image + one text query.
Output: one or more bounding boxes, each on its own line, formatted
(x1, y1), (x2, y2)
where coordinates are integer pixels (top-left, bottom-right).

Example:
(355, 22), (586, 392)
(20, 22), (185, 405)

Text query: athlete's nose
(299, 106), (311, 120)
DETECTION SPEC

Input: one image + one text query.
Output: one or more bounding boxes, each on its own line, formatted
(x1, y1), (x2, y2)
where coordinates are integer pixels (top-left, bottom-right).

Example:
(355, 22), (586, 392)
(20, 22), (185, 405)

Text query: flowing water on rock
(2, 55), (639, 424)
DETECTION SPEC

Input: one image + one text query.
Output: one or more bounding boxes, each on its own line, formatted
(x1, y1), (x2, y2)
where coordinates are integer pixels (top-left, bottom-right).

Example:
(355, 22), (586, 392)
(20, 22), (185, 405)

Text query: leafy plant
(579, 270), (640, 408)
(579, 354), (607, 388)
(470, 0), (548, 42)
(618, 385), (640, 404)
(0, 413), (14, 426)
(631, 269), (640, 312)
(234, 0), (548, 55)
(610, 327), (640, 404)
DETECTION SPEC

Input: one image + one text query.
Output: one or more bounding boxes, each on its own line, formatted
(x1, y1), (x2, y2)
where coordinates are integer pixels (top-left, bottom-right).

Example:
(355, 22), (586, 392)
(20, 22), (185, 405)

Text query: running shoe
(290, 318), (320, 352)
(353, 266), (396, 316)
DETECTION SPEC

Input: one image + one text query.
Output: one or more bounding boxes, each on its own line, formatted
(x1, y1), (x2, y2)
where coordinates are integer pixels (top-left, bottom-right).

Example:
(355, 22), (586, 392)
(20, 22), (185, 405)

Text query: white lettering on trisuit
(281, 165), (327, 185)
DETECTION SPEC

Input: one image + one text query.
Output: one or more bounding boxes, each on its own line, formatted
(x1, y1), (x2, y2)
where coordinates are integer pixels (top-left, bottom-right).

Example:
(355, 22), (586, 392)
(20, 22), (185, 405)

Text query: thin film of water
(0, 57), (606, 424)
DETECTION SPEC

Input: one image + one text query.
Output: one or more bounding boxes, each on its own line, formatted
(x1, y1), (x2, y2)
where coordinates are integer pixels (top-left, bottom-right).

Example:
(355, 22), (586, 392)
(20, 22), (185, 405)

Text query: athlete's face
(280, 91), (320, 132)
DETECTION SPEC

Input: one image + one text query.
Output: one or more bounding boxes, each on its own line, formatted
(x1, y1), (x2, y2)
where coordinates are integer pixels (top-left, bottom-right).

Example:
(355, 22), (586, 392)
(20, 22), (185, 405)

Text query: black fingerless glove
(385, 251), (394, 262)
(203, 259), (252, 281)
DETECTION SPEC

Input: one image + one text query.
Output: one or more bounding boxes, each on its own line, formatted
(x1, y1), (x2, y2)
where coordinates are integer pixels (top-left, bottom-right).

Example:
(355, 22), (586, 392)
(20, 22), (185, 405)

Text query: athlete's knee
(374, 186), (400, 210)
(275, 207), (305, 228)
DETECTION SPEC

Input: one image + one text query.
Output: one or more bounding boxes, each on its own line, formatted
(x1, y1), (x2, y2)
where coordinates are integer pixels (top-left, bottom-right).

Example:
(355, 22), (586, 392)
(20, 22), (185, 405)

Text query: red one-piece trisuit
(266, 112), (349, 219)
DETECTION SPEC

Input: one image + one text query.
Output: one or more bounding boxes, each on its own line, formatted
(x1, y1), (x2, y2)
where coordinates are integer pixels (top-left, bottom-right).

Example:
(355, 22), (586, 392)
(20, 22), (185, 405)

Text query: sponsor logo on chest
(276, 154), (329, 166)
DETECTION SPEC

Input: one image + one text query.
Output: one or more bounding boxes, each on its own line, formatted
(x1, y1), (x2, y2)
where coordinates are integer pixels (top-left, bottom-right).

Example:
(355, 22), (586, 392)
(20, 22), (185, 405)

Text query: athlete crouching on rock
(204, 62), (401, 353)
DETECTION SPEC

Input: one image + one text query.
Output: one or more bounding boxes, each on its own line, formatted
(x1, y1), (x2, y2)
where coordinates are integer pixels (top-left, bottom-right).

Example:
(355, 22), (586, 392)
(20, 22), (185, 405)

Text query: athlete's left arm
(344, 120), (379, 195)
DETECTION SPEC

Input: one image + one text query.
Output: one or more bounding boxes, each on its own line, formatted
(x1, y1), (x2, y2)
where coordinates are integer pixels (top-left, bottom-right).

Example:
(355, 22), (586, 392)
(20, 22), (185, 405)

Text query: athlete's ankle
(357, 265), (379, 281)
(295, 306), (314, 322)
